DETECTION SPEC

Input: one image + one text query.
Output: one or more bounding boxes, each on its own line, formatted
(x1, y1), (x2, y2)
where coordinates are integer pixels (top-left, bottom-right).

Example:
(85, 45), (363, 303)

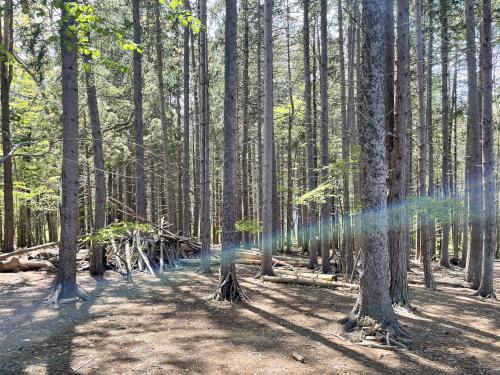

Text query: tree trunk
(439, 0), (450, 267)
(389, 0), (410, 307)
(285, 0), (294, 255)
(132, 0), (146, 222)
(1, 0), (14, 253)
(256, 0), (263, 251)
(319, 0), (331, 274)
(198, 0), (211, 274)
(241, 0), (250, 249)
(182, 1), (191, 237)
(426, 8), (437, 258)
(84, 52), (106, 276)
(343, 0), (406, 338)
(155, 3), (176, 232)
(477, 0), (495, 298)
(416, 0), (436, 289)
(191, 29), (200, 238)
(215, 0), (245, 300)
(464, 0), (483, 289)
(52, 0), (80, 301)
(261, 0), (274, 276)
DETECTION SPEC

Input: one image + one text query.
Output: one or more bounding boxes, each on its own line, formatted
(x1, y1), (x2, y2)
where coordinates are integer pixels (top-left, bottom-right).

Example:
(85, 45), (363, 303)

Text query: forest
(0, 0), (498, 373)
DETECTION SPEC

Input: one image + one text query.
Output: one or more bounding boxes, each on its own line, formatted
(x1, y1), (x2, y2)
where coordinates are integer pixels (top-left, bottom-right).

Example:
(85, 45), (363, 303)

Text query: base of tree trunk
(44, 282), (89, 305)
(211, 271), (248, 302)
(473, 289), (497, 300)
(197, 257), (212, 275)
(340, 303), (411, 346)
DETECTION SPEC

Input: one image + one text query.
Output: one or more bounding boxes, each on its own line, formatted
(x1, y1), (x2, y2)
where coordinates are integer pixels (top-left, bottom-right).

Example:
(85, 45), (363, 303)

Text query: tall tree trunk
(451, 55), (460, 260)
(285, 0), (294, 255)
(215, 0), (245, 300)
(342, 0), (407, 338)
(426, 7), (437, 258)
(319, 0), (331, 273)
(51, 0), (80, 301)
(476, 0), (495, 298)
(303, 0), (318, 269)
(132, 0), (146, 222)
(389, 0), (410, 307)
(416, 0), (436, 289)
(439, 0), (450, 267)
(191, 29), (200, 238)
(1, 0), (14, 253)
(84, 53), (106, 276)
(339, 0), (352, 274)
(155, 3), (176, 232)
(241, 0), (250, 249)
(256, 0), (263, 250)
(261, 0), (274, 276)
(182, 2), (191, 236)
(198, 0), (211, 273)
(464, 0), (483, 289)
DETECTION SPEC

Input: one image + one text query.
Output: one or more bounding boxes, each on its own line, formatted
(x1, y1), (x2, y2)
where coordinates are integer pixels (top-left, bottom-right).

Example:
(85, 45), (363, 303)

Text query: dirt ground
(0, 260), (498, 375)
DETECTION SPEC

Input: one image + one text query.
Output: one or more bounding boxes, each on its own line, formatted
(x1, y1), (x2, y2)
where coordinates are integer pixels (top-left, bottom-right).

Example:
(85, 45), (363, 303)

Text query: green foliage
(235, 220), (262, 234)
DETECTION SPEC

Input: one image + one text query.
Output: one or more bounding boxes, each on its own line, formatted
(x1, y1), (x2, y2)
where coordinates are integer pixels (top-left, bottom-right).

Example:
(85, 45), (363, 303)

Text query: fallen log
(273, 269), (336, 281)
(262, 275), (358, 290)
(0, 257), (56, 272)
(0, 242), (58, 261)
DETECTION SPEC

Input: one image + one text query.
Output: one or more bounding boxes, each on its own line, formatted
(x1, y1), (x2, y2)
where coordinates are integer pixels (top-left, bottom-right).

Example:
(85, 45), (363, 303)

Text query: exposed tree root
(211, 271), (249, 302)
(44, 283), (89, 305)
(473, 289), (497, 300)
(340, 311), (411, 349)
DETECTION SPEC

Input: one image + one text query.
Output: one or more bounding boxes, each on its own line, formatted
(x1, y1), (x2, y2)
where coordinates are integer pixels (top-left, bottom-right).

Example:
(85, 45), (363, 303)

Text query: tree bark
(155, 3), (176, 232)
(389, 0), (410, 307)
(241, 0), (250, 249)
(439, 0), (450, 267)
(261, 0), (274, 276)
(216, 0), (244, 300)
(53, 0), (80, 300)
(464, 0), (483, 289)
(338, 0), (352, 274)
(198, 0), (211, 274)
(285, 0), (294, 255)
(343, 0), (406, 337)
(182, 1), (191, 237)
(416, 0), (436, 289)
(1, 0), (14, 253)
(477, 0), (495, 298)
(319, 0), (331, 274)
(84, 52), (106, 276)
(132, 0), (146, 222)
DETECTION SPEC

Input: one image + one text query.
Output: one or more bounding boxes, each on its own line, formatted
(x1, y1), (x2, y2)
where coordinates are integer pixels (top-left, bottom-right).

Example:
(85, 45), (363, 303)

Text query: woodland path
(0, 262), (498, 374)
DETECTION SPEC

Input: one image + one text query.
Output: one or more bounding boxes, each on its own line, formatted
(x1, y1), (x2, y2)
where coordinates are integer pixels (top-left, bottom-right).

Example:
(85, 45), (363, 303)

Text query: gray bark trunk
(1, 0), (14, 253)
(477, 0), (495, 298)
(464, 0), (483, 289)
(439, 0), (450, 267)
(343, 0), (404, 336)
(285, 0), (294, 255)
(241, 0), (250, 248)
(261, 0), (274, 276)
(182, 2), (191, 236)
(389, 0), (410, 307)
(319, 0), (331, 274)
(199, 0), (211, 273)
(132, 0), (146, 222)
(56, 0), (79, 299)
(84, 54), (106, 276)
(416, 0), (436, 289)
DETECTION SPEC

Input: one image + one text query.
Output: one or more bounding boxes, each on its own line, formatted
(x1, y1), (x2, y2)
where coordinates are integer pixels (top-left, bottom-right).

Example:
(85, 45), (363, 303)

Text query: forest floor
(0, 259), (498, 375)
